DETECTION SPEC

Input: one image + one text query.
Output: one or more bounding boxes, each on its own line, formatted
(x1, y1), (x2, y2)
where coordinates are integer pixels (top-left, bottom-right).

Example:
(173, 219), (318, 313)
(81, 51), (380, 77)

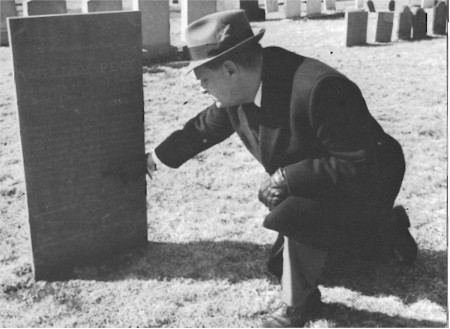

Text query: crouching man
(146, 10), (417, 327)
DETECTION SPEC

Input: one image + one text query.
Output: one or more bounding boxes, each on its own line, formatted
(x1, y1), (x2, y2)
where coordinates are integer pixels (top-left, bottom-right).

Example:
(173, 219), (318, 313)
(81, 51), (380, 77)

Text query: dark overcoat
(155, 47), (405, 250)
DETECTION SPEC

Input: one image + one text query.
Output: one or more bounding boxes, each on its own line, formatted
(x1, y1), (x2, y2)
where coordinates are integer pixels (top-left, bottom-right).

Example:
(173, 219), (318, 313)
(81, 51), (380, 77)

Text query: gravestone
(217, 0), (240, 11)
(397, 5), (412, 39)
(421, 0), (435, 7)
(8, 11), (148, 280)
(306, 0), (322, 16)
(181, 0), (217, 41)
(389, 0), (395, 11)
(433, 1), (447, 34)
(325, 0), (337, 11)
(345, 10), (368, 46)
(1, 0), (17, 46)
(83, 0), (122, 12)
(265, 0), (279, 13)
(240, 0), (265, 21)
(411, 6), (427, 38)
(355, 0), (365, 9)
(375, 11), (394, 41)
(135, 0), (177, 59)
(23, 0), (67, 16)
(409, 0), (421, 6)
(285, 0), (301, 18)
(367, 0), (376, 11)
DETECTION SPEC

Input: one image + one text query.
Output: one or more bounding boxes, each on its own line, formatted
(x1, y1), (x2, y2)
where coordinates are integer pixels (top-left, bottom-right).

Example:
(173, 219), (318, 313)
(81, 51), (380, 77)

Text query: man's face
(194, 64), (241, 108)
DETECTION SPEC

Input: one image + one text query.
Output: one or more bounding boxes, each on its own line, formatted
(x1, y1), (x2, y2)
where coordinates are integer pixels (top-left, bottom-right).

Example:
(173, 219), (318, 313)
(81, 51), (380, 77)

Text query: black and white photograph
(0, 0), (447, 327)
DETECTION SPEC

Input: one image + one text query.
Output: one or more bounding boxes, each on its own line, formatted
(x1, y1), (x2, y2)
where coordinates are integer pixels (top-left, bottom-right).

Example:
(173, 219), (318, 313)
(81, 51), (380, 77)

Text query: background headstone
(411, 6), (427, 38)
(1, 0), (17, 46)
(367, 0), (376, 11)
(23, 0), (67, 16)
(264, 0), (279, 13)
(136, 0), (177, 59)
(217, 0), (240, 11)
(355, 0), (365, 9)
(325, 0), (337, 11)
(345, 10), (368, 46)
(240, 0), (265, 21)
(83, 0), (122, 12)
(433, 1), (447, 34)
(409, 0), (421, 6)
(8, 11), (148, 280)
(421, 0), (435, 7)
(397, 5), (412, 39)
(285, 0), (301, 18)
(306, 0), (322, 16)
(181, 0), (217, 41)
(375, 11), (394, 41)
(389, 0), (396, 11)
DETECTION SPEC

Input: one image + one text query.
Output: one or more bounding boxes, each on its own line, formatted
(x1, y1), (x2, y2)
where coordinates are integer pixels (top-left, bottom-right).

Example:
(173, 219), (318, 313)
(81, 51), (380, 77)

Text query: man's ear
(222, 60), (239, 80)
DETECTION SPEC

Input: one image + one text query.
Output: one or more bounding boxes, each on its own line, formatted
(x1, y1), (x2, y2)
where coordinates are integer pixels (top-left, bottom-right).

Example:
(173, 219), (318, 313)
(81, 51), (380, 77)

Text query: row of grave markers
(346, 1), (447, 46)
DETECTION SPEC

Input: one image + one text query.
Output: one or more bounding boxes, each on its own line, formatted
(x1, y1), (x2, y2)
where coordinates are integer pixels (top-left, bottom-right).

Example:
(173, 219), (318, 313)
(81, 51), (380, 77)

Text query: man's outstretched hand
(258, 168), (291, 210)
(146, 153), (157, 179)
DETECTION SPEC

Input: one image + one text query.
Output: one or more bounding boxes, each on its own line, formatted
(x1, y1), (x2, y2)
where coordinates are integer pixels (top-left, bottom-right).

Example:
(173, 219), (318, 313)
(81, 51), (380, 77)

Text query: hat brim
(185, 28), (265, 74)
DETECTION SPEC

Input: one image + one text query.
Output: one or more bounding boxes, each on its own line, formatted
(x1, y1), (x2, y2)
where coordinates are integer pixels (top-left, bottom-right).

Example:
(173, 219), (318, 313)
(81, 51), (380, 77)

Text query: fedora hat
(185, 9), (265, 72)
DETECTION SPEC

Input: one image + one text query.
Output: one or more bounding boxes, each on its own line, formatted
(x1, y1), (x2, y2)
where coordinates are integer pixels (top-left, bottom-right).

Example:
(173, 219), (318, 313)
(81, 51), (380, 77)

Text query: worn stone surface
(181, 0), (217, 41)
(421, 0), (435, 7)
(375, 11), (394, 41)
(8, 11), (148, 280)
(306, 0), (322, 16)
(433, 1), (447, 34)
(84, 0), (122, 12)
(397, 5), (412, 39)
(265, 0), (279, 13)
(345, 10), (368, 46)
(411, 6), (427, 39)
(285, 0), (301, 18)
(1, 0), (17, 46)
(24, 0), (67, 15)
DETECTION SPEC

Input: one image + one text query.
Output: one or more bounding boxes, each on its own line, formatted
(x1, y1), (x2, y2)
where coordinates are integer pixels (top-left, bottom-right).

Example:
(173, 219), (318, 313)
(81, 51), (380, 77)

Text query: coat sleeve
(154, 103), (235, 168)
(283, 76), (381, 199)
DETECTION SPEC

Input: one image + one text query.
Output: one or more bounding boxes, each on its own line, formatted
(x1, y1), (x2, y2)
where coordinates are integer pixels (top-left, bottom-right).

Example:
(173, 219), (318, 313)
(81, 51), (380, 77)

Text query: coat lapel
(258, 49), (304, 174)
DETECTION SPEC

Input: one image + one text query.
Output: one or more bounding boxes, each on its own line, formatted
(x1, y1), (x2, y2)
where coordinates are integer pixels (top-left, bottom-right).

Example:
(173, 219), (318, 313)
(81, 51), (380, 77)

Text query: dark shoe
(391, 206), (418, 265)
(261, 289), (323, 328)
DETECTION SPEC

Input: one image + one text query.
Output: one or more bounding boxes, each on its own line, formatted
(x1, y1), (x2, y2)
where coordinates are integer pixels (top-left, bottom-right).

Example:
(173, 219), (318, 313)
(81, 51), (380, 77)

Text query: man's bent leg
(281, 237), (328, 308)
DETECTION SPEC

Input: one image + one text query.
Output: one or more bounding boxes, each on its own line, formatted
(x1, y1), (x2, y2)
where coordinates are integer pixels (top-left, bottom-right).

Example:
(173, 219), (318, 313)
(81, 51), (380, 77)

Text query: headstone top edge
(8, 10), (141, 21)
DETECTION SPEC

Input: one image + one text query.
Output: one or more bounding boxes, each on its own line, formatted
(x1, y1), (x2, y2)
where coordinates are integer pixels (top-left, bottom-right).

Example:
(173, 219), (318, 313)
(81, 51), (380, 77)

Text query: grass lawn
(0, 8), (447, 328)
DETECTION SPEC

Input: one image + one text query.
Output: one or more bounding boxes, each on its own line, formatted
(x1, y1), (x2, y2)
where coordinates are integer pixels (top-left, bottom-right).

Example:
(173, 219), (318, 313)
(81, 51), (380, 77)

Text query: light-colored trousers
(281, 236), (328, 307)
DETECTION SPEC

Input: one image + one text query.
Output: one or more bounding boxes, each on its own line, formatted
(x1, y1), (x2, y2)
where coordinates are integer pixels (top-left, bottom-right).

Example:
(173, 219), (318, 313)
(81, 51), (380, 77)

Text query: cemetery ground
(0, 13), (447, 328)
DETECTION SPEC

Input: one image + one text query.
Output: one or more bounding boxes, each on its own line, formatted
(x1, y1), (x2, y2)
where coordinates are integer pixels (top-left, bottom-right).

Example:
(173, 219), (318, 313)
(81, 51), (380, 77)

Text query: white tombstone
(1, 0), (17, 46)
(137, 0), (176, 58)
(421, 0), (435, 7)
(217, 0), (240, 11)
(409, 0), (421, 6)
(325, 0), (337, 10)
(285, 0), (301, 18)
(23, 0), (67, 15)
(355, 0), (365, 8)
(181, 0), (217, 41)
(306, 0), (322, 16)
(265, 0), (279, 13)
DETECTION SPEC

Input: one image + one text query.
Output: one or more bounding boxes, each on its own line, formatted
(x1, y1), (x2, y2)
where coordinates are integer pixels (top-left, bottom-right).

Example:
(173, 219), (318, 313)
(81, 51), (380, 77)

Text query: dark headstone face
(8, 12), (147, 280)
(411, 6), (427, 39)
(240, 0), (266, 21)
(345, 10), (368, 46)
(433, 1), (447, 35)
(367, 0), (376, 12)
(26, 0), (67, 15)
(388, 0), (395, 11)
(398, 5), (412, 40)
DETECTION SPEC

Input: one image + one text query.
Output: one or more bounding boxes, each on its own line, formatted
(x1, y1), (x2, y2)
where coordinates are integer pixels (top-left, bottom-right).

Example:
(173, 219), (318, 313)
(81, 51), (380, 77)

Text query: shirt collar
(254, 82), (262, 108)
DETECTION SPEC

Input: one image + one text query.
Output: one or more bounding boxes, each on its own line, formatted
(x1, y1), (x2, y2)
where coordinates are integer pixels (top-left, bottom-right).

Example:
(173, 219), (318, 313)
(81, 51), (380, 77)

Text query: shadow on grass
(320, 301), (447, 327)
(323, 248), (448, 308)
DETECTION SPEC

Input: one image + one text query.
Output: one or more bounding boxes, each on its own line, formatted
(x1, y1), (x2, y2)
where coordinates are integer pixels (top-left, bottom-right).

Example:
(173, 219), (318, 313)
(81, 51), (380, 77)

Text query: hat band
(188, 29), (254, 61)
